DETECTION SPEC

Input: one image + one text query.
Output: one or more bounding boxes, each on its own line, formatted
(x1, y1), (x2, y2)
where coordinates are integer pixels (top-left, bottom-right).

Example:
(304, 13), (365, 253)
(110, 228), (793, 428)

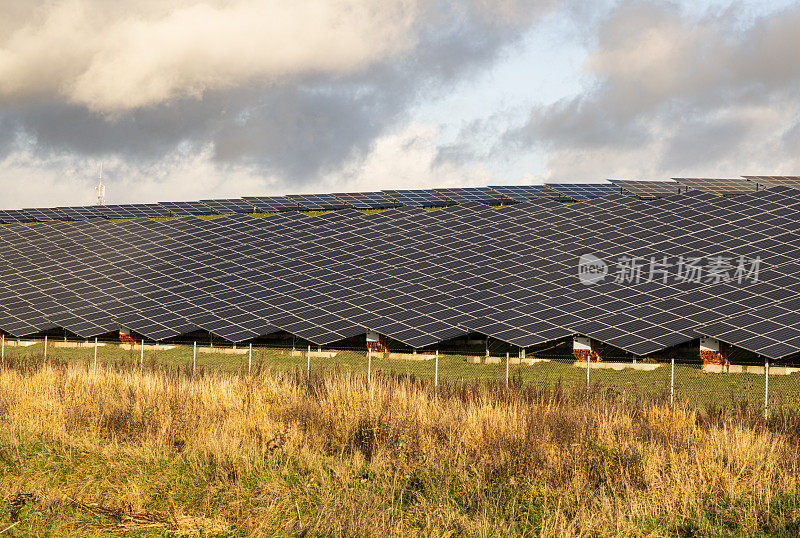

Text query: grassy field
(0, 359), (799, 535)
(2, 341), (799, 412)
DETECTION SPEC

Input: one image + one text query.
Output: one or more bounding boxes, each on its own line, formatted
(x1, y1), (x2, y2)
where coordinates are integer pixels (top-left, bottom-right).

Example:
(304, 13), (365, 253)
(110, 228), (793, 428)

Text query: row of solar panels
(3, 184), (800, 361)
(0, 184), (625, 223)
(2, 177), (797, 224)
(4, 176), (798, 225)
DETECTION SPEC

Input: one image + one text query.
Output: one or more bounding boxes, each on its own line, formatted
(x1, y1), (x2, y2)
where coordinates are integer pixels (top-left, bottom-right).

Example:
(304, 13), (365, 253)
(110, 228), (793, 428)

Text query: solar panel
(543, 182), (619, 201)
(0, 210), (36, 224)
(671, 178), (760, 195)
(331, 191), (397, 209)
(285, 193), (348, 211)
(97, 204), (171, 219)
(435, 187), (507, 205)
(56, 206), (106, 220)
(241, 196), (299, 213)
(157, 201), (216, 216)
(487, 185), (561, 202)
(199, 199), (257, 214)
(609, 179), (688, 198)
(742, 176), (800, 190)
(22, 207), (71, 221)
(381, 189), (451, 207)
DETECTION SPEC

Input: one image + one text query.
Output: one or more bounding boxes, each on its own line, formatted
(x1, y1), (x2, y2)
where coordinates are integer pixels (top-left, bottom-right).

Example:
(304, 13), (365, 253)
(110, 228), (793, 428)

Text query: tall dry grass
(0, 358), (798, 535)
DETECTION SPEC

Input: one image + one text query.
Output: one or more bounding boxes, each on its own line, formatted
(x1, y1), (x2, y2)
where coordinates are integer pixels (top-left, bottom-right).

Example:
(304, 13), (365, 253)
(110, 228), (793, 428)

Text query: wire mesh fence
(1, 334), (799, 414)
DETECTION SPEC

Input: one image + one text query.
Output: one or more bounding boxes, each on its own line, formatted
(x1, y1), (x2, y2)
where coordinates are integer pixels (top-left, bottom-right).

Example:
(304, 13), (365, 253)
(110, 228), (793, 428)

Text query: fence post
(587, 352), (591, 385)
(307, 345), (311, 379)
(248, 343), (252, 375)
(764, 357), (769, 420)
(140, 340), (144, 371)
(505, 352), (509, 387)
(44, 335), (48, 363)
(435, 350), (439, 388)
(1, 334), (4, 367)
(368, 348), (372, 384)
(670, 357), (675, 407)
(193, 341), (196, 376)
(93, 337), (98, 370)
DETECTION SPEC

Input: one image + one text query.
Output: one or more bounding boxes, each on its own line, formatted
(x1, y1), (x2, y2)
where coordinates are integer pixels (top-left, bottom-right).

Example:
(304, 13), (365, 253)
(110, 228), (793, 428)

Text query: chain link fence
(2, 334), (798, 415)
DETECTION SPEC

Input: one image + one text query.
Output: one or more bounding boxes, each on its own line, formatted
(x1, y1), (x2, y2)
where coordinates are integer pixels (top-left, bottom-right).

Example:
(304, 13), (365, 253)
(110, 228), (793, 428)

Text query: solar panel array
(3, 186), (800, 361)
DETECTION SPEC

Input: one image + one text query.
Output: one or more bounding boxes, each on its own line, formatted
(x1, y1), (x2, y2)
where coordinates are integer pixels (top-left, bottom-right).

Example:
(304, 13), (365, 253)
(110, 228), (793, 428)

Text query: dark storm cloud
(509, 1), (800, 177)
(0, 0), (556, 187)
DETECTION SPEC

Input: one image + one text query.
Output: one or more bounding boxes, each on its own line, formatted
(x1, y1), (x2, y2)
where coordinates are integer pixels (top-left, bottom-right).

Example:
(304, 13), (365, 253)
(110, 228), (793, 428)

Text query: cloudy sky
(1, 0), (799, 208)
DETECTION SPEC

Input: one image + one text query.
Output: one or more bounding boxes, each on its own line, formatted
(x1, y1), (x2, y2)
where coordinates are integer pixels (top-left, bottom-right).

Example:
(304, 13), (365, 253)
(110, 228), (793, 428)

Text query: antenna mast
(95, 163), (106, 206)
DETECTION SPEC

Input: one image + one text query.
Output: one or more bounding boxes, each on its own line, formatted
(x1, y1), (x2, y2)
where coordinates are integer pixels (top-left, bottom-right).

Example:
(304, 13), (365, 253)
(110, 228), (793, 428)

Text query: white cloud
(0, 123), (494, 208)
(512, 1), (800, 179)
(316, 123), (494, 192)
(0, 0), (421, 112)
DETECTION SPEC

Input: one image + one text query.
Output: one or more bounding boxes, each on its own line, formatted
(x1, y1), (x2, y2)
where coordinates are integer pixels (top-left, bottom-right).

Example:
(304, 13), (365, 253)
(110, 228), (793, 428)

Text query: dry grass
(0, 360), (798, 536)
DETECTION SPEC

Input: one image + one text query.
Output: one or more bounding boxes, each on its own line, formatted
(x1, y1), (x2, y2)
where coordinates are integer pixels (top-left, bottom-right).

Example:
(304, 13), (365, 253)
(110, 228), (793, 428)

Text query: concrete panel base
(574, 361), (661, 371)
(289, 350), (338, 358)
(120, 344), (176, 351)
(702, 364), (800, 375)
(371, 352), (434, 361)
(55, 342), (108, 349)
(1, 340), (37, 347)
(193, 346), (247, 355)
(520, 358), (550, 365)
